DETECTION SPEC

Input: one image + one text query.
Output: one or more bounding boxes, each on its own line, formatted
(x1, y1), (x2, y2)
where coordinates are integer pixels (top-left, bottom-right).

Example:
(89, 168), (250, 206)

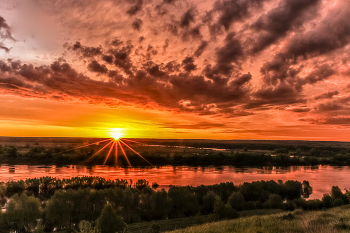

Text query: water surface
(1, 165), (349, 199)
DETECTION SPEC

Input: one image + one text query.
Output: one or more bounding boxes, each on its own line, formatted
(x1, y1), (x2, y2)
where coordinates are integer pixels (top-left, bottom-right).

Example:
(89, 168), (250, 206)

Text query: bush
(79, 220), (100, 233)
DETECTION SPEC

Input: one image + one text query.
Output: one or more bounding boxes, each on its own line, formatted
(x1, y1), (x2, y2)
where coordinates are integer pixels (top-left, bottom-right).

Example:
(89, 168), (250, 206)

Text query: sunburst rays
(59, 137), (153, 167)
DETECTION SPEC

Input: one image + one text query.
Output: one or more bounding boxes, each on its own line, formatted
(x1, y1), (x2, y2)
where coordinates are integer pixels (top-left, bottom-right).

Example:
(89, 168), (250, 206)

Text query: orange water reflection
(1, 165), (349, 199)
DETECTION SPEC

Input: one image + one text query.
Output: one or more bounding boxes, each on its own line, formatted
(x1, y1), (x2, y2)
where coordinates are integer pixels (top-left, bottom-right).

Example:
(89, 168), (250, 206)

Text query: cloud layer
(1, 0), (350, 135)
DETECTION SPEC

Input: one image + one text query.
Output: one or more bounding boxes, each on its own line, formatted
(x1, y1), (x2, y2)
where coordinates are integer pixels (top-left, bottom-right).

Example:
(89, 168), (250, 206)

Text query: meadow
(169, 205), (350, 233)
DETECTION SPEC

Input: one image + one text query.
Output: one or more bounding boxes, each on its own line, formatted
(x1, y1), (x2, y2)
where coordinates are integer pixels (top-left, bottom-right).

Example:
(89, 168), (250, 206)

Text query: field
(169, 205), (350, 233)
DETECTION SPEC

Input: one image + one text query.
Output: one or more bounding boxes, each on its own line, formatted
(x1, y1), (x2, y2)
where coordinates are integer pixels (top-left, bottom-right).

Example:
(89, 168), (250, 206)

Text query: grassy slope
(168, 205), (350, 233)
(127, 209), (284, 232)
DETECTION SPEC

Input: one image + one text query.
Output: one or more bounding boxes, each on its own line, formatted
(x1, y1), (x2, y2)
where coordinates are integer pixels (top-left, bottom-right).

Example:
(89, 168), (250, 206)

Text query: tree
(44, 190), (74, 230)
(228, 192), (245, 211)
(283, 180), (302, 200)
(202, 191), (217, 214)
(96, 204), (127, 233)
(322, 194), (333, 208)
(6, 146), (18, 158)
(264, 194), (283, 209)
(4, 193), (41, 232)
(150, 190), (169, 219)
(213, 196), (238, 220)
(302, 180), (312, 198)
(331, 186), (349, 204)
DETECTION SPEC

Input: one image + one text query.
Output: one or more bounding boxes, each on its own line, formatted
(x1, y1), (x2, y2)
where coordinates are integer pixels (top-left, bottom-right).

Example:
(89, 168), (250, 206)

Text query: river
(1, 165), (349, 199)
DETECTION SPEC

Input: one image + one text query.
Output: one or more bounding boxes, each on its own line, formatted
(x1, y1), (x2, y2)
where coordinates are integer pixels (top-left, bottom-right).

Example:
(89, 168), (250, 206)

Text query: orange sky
(1, 0), (350, 140)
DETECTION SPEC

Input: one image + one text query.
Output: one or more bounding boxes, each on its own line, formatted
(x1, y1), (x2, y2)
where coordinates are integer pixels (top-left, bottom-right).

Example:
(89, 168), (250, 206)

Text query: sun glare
(110, 128), (124, 140)
(58, 129), (152, 167)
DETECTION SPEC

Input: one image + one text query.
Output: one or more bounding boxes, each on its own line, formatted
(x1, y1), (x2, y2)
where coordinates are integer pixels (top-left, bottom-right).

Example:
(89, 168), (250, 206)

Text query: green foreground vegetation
(169, 205), (350, 233)
(0, 176), (349, 232)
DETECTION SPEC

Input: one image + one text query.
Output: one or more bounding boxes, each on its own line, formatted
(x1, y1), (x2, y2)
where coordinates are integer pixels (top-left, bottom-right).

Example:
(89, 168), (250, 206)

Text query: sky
(0, 0), (350, 140)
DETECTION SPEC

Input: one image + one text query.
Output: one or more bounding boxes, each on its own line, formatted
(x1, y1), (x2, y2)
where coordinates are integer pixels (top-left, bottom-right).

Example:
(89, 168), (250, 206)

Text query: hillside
(169, 205), (350, 233)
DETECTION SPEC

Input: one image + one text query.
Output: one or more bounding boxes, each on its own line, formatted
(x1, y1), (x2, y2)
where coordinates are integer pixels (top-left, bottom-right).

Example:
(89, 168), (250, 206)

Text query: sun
(110, 128), (124, 140)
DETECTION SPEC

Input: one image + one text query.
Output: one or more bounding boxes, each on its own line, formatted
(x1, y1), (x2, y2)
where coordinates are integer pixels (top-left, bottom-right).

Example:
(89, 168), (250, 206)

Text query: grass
(127, 209), (285, 232)
(167, 205), (350, 233)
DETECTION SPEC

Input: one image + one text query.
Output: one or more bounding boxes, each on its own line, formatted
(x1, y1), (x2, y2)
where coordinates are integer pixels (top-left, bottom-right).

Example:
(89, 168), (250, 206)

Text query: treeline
(0, 177), (349, 232)
(2, 143), (350, 166)
(135, 139), (350, 152)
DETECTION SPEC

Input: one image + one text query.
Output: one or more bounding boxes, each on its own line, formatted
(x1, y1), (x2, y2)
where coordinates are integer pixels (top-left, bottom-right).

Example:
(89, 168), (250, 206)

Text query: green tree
(96, 204), (127, 233)
(6, 146), (18, 158)
(44, 190), (74, 230)
(4, 193), (41, 232)
(322, 194), (333, 208)
(283, 180), (302, 200)
(213, 196), (238, 220)
(150, 190), (169, 219)
(202, 191), (217, 214)
(264, 194), (283, 209)
(228, 192), (245, 211)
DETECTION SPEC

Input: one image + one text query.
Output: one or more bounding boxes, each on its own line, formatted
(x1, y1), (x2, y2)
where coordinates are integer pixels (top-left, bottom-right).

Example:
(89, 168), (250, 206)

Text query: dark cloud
(127, 0), (143, 15)
(314, 96), (350, 112)
(215, 33), (243, 75)
(209, 0), (269, 34)
(0, 16), (15, 52)
(163, 0), (176, 3)
(316, 102), (343, 112)
(132, 18), (143, 31)
(102, 55), (114, 64)
(284, 2), (350, 59)
(194, 41), (208, 57)
(315, 91), (339, 100)
(294, 64), (335, 91)
(180, 8), (195, 28)
(230, 73), (251, 86)
(165, 61), (180, 72)
(0, 44), (11, 53)
(257, 1), (350, 106)
(138, 36), (145, 42)
(291, 108), (311, 112)
(147, 64), (167, 77)
(71, 42), (102, 57)
(88, 60), (108, 73)
(0, 16), (15, 41)
(246, 83), (305, 109)
(251, 0), (320, 53)
(182, 57), (197, 72)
